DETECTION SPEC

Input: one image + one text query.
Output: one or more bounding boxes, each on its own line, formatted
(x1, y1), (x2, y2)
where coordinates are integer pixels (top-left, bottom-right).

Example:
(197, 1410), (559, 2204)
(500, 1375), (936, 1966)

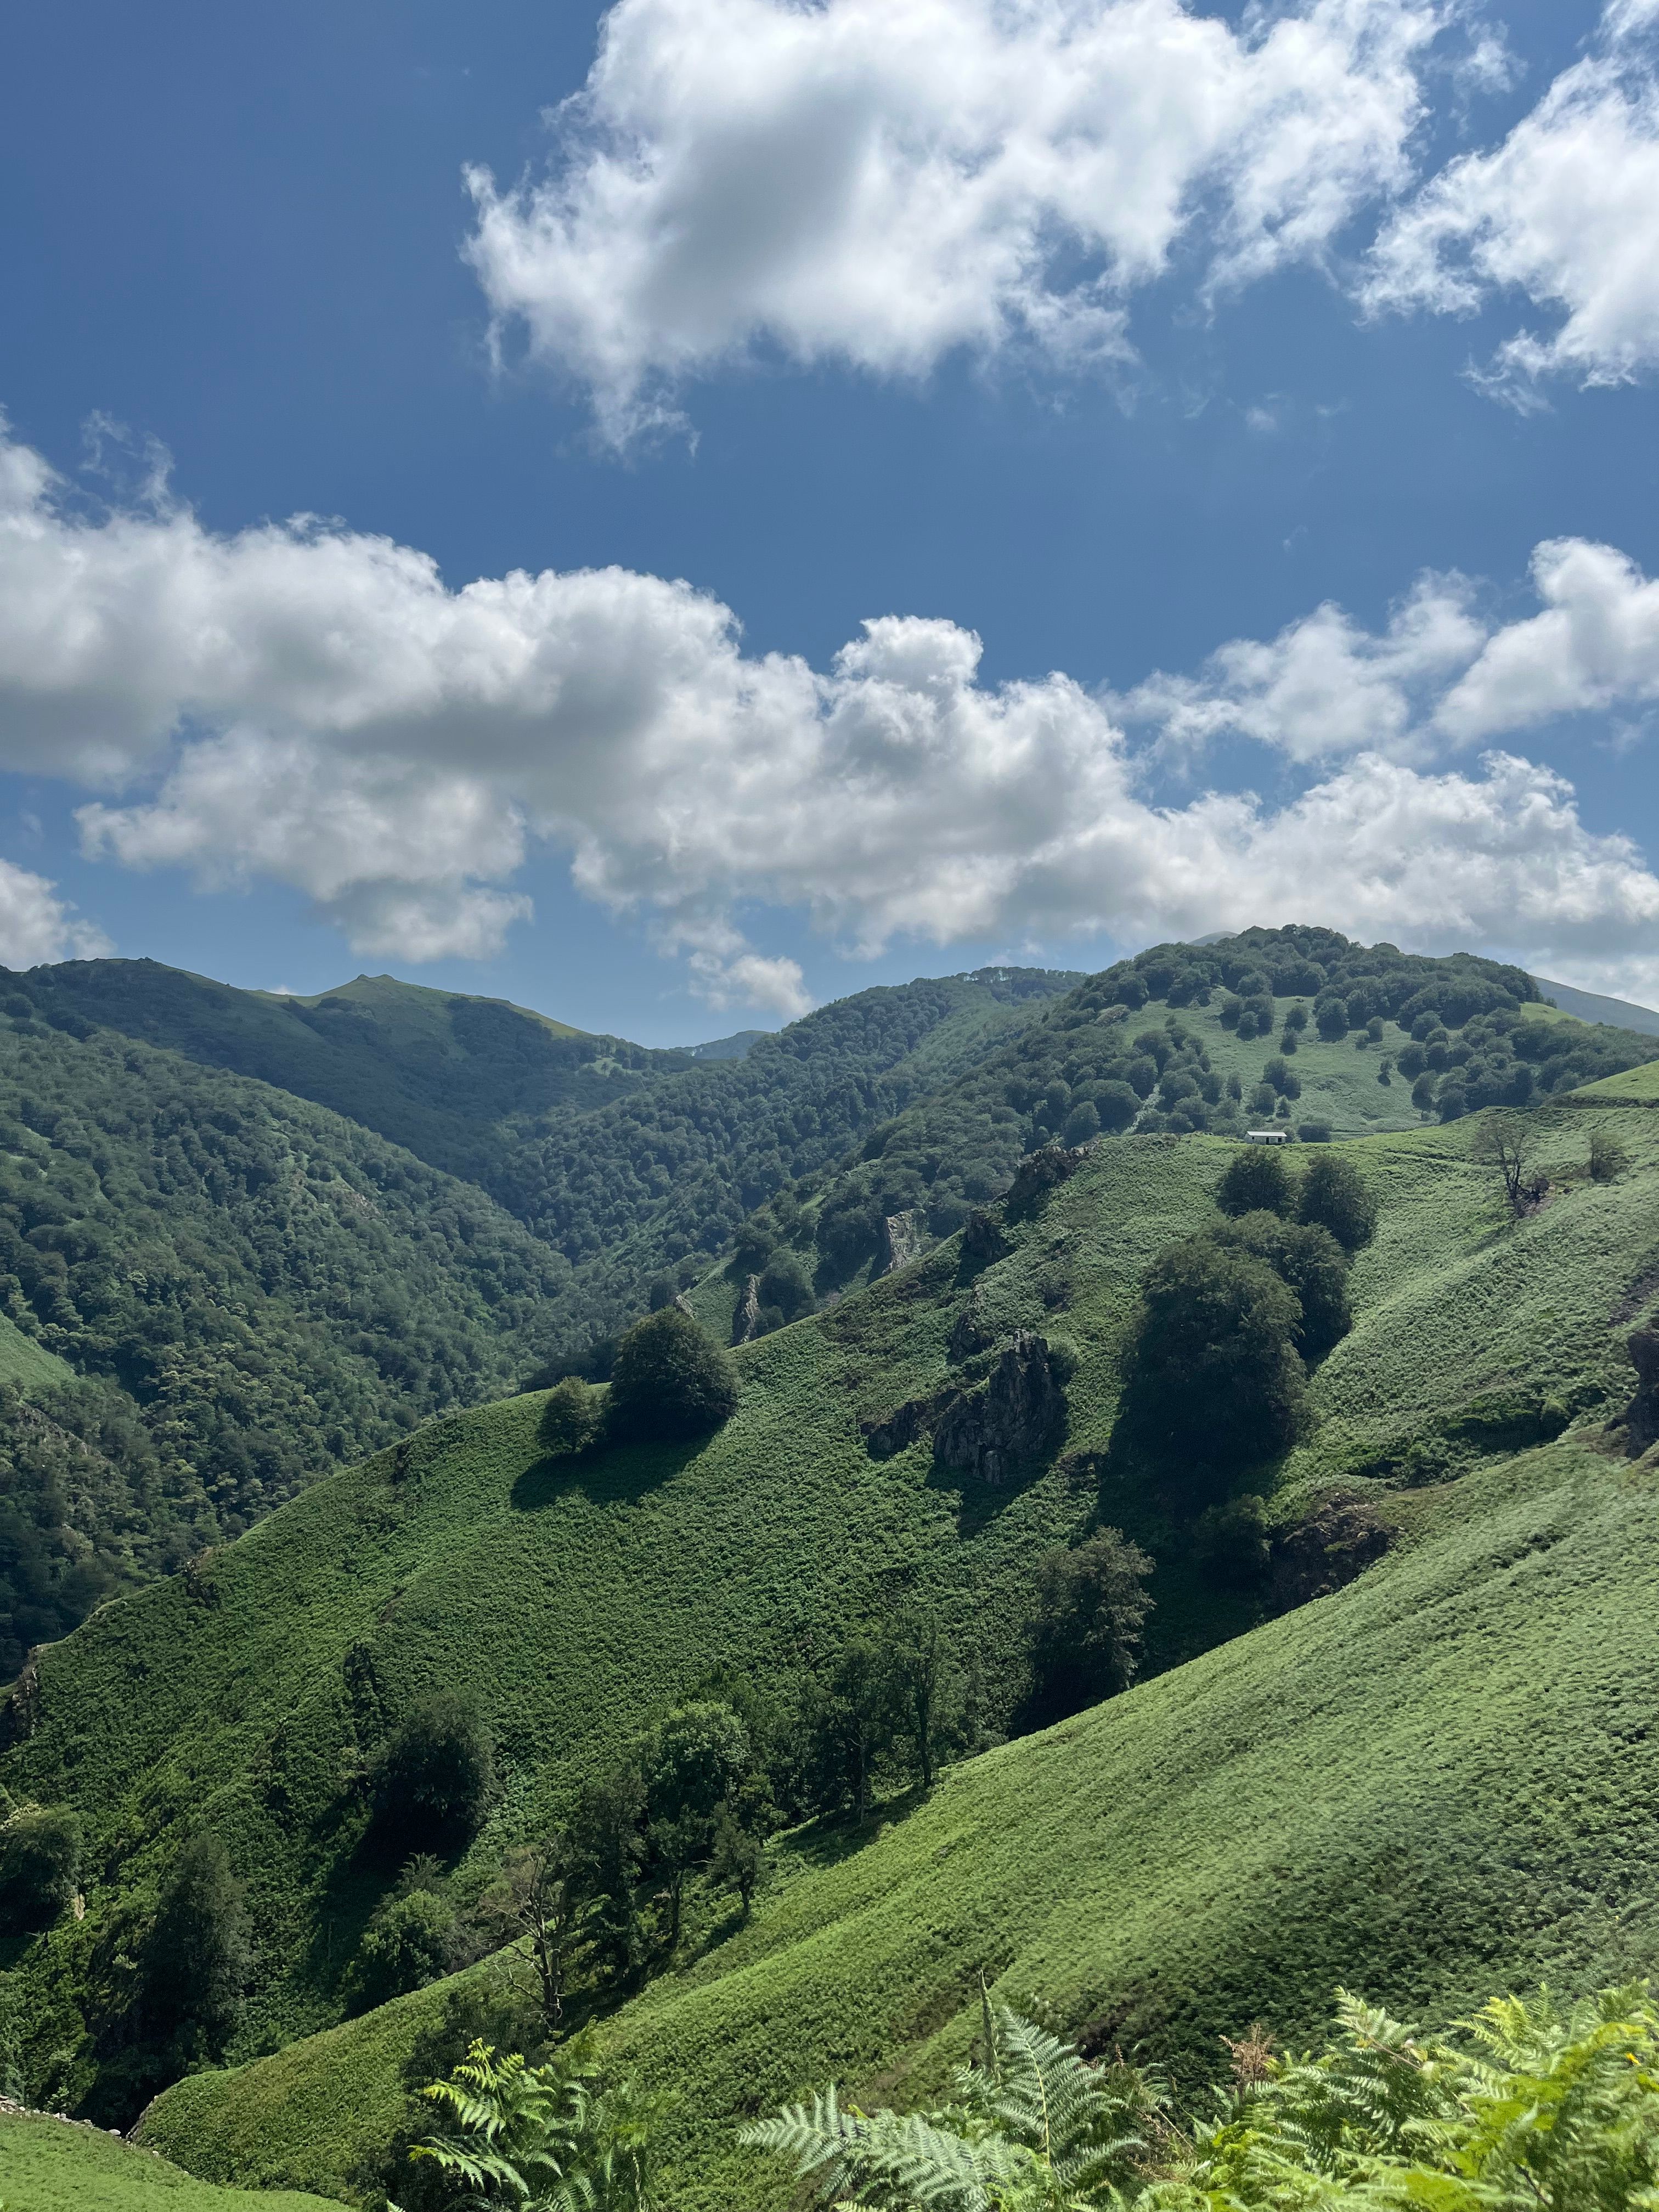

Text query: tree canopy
(605, 1310), (740, 1444)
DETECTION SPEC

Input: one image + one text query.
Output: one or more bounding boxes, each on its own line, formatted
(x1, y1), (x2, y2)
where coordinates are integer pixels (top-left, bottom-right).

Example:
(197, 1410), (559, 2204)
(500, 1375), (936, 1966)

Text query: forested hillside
(18, 962), (678, 1195)
(13, 958), (1082, 1364)
(0, 963), (1080, 1663)
(0, 1018), (573, 1676)
(718, 926), (1659, 1340)
(8, 1069), (1659, 2192)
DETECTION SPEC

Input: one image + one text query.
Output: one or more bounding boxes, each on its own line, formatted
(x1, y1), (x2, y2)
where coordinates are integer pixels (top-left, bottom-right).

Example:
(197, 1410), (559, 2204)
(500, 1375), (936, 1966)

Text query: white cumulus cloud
(4, 416), (1659, 1001)
(1120, 572), (1485, 761)
(1364, 1), (1659, 399)
(0, 859), (111, 969)
(465, 0), (1448, 442)
(1122, 534), (1659, 761)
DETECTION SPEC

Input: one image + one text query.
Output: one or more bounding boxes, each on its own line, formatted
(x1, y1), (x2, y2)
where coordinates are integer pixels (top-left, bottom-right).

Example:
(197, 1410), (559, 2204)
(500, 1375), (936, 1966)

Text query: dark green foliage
(345, 1887), (456, 2015)
(1316, 996), (1350, 1040)
(368, 1698), (494, 1862)
(803, 1640), (899, 1822)
(0, 1020), (571, 1655)
(1028, 1526), (1154, 1717)
(536, 1376), (602, 1458)
(885, 1613), (962, 1790)
(605, 1309), (739, 1444)
(708, 1807), (764, 1916)
(1262, 1056), (1300, 1099)
(139, 1833), (249, 2059)
(0, 1803), (80, 1933)
(644, 1701), (752, 1947)
(1211, 1212), (1351, 1362)
(1118, 1238), (1308, 1472)
(1216, 1146), (1293, 1218)
(1589, 1126), (1630, 1182)
(1296, 1150), (1378, 1251)
(573, 1765), (647, 1986)
(757, 1249), (814, 1322)
(1191, 1493), (1272, 1587)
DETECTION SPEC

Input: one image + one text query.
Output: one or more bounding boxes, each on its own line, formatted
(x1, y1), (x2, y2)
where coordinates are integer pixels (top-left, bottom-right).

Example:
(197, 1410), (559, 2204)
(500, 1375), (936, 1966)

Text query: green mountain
(0, 1017), (574, 1678)
(0, 962), (1079, 1665)
(706, 927), (1658, 1342)
(7, 1044), (1658, 2194)
(1535, 975), (1659, 1036)
(14, 958), (1082, 1363)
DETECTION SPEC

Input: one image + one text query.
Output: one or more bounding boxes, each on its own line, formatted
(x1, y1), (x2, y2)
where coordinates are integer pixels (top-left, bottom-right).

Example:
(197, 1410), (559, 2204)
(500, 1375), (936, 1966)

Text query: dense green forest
(16, 958), (1081, 1363)
(0, 1018), (573, 1676)
(0, 963), (1076, 1665)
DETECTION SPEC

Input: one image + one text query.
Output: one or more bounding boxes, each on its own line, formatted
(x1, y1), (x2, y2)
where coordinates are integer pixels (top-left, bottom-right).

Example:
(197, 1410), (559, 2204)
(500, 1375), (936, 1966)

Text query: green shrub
(606, 1308), (740, 1444)
(1212, 1212), (1351, 1362)
(758, 1249), (815, 1322)
(1192, 1493), (1272, 1586)
(1296, 1149), (1378, 1250)
(1216, 1146), (1293, 1218)
(0, 1804), (80, 1934)
(368, 1696), (494, 1861)
(1062, 1100), (1102, 1146)
(1118, 1238), (1308, 1472)
(1589, 1126), (1630, 1182)
(139, 1832), (248, 2058)
(537, 1375), (602, 1457)
(1094, 1081), (1141, 1133)
(1028, 1527), (1154, 1718)
(345, 1887), (456, 2014)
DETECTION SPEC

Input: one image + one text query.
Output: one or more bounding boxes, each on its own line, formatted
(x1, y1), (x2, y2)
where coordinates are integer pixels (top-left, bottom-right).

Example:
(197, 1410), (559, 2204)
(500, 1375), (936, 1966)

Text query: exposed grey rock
(731, 1273), (761, 1346)
(960, 1208), (1008, 1271)
(932, 1330), (1068, 1485)
(878, 1209), (923, 1275)
(862, 1386), (960, 1461)
(948, 1305), (994, 1362)
(1005, 1143), (1090, 1215)
(674, 1291), (695, 1316)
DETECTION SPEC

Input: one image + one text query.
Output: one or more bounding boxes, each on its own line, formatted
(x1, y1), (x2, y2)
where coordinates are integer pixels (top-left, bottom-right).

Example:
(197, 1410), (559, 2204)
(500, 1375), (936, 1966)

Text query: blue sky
(1, 0), (1657, 1042)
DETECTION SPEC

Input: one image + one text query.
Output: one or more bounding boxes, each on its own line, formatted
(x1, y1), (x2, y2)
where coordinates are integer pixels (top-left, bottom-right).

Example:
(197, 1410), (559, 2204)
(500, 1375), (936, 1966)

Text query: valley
(2, 927), (1658, 2208)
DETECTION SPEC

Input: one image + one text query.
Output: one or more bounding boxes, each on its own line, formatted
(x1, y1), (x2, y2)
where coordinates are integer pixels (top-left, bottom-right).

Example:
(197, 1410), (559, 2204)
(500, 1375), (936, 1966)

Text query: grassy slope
(0, 1312), (72, 1392)
(0, 2111), (336, 2210)
(137, 1427), (1659, 2207)
(1575, 1059), (1659, 1103)
(92, 1099), (1659, 2198)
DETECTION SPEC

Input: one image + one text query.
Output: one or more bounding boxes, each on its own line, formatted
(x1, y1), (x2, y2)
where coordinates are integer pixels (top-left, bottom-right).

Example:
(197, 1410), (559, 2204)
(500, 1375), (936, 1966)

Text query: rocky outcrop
(1005, 1143), (1090, 1216)
(960, 1208), (1008, 1272)
(932, 1331), (1068, 1486)
(1, 1656), (40, 1750)
(1627, 1321), (1659, 1452)
(731, 1274), (761, 1346)
(948, 1304), (994, 1362)
(1269, 1495), (1392, 1607)
(862, 1387), (958, 1461)
(878, 1209), (923, 1275)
